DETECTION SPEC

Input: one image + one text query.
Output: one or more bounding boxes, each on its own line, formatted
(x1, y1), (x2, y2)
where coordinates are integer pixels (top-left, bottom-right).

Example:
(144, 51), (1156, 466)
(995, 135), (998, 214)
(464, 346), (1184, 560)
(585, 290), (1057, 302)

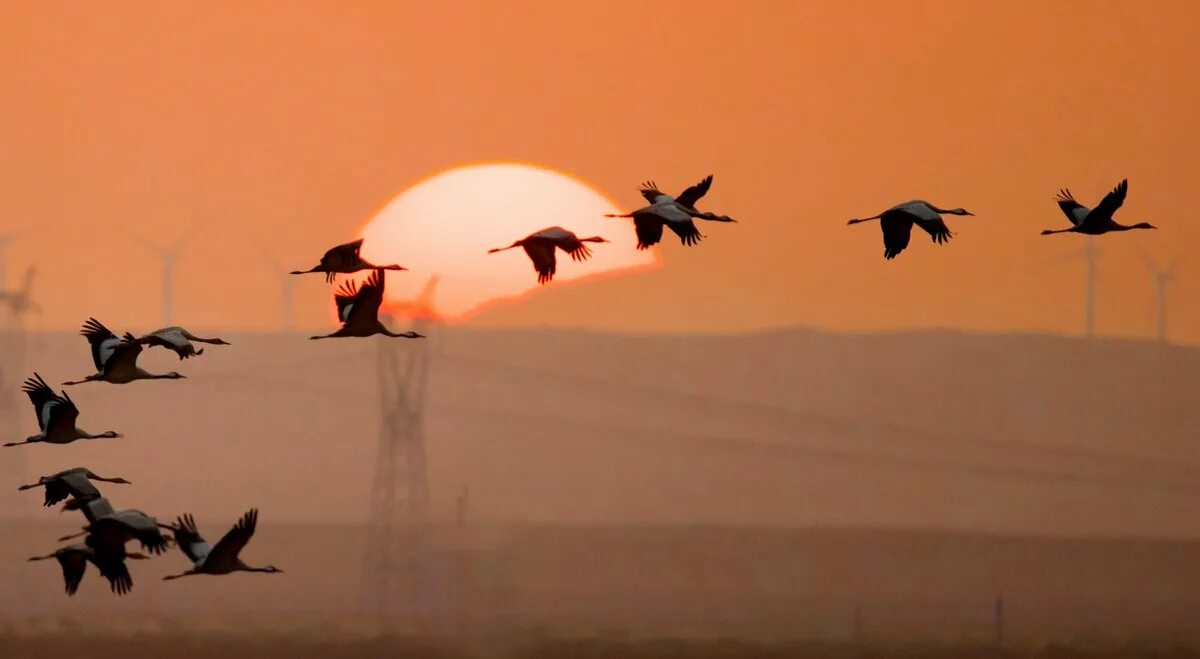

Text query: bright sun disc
(358, 163), (658, 320)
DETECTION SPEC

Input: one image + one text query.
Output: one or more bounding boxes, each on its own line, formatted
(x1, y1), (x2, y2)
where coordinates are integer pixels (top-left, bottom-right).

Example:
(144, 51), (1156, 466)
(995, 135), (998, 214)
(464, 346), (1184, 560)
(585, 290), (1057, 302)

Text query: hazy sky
(1, 1), (1197, 341)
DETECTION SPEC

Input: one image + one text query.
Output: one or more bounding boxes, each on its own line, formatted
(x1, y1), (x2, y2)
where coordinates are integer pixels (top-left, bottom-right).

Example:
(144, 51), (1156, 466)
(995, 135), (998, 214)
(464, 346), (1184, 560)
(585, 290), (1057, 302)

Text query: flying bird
(59, 509), (173, 556)
(135, 326), (231, 360)
(3, 374), (123, 447)
(162, 509), (283, 580)
(607, 175), (737, 249)
(309, 269), (423, 340)
(63, 318), (185, 385)
(61, 496), (118, 524)
(28, 543), (148, 596)
(290, 238), (407, 283)
(18, 468), (131, 509)
(1042, 179), (1156, 236)
(847, 200), (973, 259)
(488, 227), (608, 284)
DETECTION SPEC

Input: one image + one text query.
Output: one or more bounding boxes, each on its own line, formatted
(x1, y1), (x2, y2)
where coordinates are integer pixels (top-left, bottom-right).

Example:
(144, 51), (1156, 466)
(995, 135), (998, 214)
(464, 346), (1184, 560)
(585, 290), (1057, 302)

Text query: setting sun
(357, 163), (658, 319)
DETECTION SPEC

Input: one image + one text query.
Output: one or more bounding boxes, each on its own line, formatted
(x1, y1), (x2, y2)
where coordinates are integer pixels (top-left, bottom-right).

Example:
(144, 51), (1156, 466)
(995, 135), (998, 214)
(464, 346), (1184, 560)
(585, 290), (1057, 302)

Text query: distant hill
(0, 327), (1196, 537)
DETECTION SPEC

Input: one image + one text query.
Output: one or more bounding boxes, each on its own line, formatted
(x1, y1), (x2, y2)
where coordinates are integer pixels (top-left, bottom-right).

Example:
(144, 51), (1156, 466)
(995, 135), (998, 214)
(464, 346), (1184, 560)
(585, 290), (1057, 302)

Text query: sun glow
(358, 163), (659, 320)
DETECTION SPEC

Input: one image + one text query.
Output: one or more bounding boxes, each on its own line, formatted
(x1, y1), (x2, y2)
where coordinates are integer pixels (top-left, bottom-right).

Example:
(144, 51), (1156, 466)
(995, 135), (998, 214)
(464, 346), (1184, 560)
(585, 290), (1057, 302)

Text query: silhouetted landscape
(2, 327), (1198, 653)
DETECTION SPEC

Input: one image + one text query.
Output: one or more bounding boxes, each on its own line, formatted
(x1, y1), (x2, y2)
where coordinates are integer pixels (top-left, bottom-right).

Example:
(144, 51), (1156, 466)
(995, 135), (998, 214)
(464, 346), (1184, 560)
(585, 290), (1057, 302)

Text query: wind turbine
(1137, 248), (1181, 343)
(1041, 237), (1099, 338)
(253, 235), (296, 331)
(131, 226), (195, 326)
(0, 266), (38, 317)
(0, 226), (33, 291)
(389, 275), (441, 322)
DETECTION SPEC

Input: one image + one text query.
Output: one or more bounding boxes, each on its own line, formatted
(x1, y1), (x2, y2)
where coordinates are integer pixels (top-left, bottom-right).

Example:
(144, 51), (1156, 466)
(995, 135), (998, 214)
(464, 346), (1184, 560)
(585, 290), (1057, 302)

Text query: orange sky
(1, 1), (1197, 341)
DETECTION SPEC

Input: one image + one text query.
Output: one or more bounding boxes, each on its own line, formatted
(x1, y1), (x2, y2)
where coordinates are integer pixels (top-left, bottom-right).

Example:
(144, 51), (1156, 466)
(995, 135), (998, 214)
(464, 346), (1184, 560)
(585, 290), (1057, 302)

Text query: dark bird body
(3, 374), (122, 447)
(18, 468), (131, 513)
(488, 226), (608, 284)
(309, 269), (423, 340)
(63, 318), (185, 385)
(1042, 179), (1156, 236)
(290, 239), (406, 283)
(135, 326), (230, 359)
(848, 200), (973, 259)
(28, 543), (148, 596)
(162, 509), (282, 579)
(607, 175), (737, 249)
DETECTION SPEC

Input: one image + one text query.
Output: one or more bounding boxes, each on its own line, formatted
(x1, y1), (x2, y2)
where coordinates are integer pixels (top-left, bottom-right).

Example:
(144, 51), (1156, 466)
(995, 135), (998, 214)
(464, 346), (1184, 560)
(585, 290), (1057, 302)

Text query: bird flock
(6, 174), (1152, 597)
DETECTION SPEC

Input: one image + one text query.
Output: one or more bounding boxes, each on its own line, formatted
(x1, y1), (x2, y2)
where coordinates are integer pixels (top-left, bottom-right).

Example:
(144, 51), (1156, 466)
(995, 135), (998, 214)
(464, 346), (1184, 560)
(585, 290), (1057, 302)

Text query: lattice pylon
(360, 309), (435, 625)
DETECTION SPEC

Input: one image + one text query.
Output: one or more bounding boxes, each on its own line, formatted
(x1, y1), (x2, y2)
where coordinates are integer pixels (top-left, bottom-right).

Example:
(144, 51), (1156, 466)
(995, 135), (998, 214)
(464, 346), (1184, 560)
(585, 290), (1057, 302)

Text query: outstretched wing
(632, 215), (664, 250)
(522, 240), (558, 284)
(674, 174), (713, 209)
(1055, 189), (1090, 227)
(207, 508), (258, 569)
(639, 181), (673, 205)
(104, 334), (144, 373)
(80, 318), (121, 372)
(914, 217), (953, 246)
(558, 240), (594, 263)
(22, 373), (77, 433)
(880, 210), (915, 260)
(57, 551), (89, 596)
(136, 328), (197, 359)
(89, 554), (134, 596)
(23, 373), (61, 432)
(170, 513), (213, 564)
(59, 470), (102, 501)
(321, 239), (365, 270)
(1086, 178), (1129, 225)
(348, 269), (385, 322)
(665, 218), (703, 247)
(332, 277), (362, 325)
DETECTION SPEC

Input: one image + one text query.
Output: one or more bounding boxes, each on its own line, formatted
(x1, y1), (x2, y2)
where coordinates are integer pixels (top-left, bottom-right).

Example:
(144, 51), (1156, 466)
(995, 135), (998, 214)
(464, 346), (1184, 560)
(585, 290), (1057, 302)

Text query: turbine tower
(132, 227), (194, 326)
(0, 226), (32, 291)
(1083, 237), (1097, 339)
(361, 276), (440, 624)
(1138, 249), (1180, 344)
(253, 237), (296, 331)
(0, 240), (34, 516)
(1050, 237), (1098, 338)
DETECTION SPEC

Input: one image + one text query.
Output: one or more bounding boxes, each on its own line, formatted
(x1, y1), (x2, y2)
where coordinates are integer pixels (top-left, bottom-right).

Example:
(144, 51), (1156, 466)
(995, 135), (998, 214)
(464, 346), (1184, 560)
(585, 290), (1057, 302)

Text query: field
(2, 628), (1199, 659)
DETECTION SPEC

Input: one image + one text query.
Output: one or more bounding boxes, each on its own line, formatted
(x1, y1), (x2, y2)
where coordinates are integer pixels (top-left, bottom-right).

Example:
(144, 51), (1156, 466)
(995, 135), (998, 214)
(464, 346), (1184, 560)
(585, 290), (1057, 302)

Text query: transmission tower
(361, 276), (439, 624)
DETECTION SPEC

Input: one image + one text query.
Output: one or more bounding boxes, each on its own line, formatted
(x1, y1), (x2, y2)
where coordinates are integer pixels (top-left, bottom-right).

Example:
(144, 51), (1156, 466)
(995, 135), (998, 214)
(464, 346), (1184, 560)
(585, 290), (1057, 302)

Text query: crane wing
(80, 318), (122, 371)
(522, 240), (558, 284)
(665, 218), (703, 247)
(633, 215), (664, 250)
(558, 238), (594, 263)
(136, 328), (196, 359)
(57, 550), (89, 596)
(170, 513), (213, 564)
(1086, 178), (1129, 225)
(22, 373), (65, 432)
(913, 217), (953, 245)
(89, 553), (134, 595)
(349, 269), (385, 321)
(639, 181), (673, 204)
(674, 174), (713, 209)
(880, 210), (915, 259)
(59, 471), (102, 500)
(104, 334), (144, 374)
(1055, 189), (1089, 226)
(321, 239), (365, 270)
(207, 508), (258, 569)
